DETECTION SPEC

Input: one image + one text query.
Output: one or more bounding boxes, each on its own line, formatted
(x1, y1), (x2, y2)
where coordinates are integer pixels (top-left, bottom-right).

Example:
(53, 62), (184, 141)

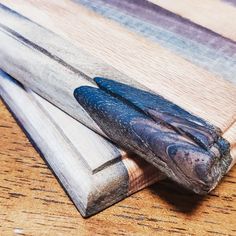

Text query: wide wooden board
(74, 0), (236, 84)
(0, 1), (235, 168)
(1, 0), (235, 131)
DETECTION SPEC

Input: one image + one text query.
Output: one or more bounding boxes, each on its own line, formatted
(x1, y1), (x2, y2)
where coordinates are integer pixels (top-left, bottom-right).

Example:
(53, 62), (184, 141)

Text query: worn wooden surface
(2, 0), (236, 132)
(1, 0), (236, 169)
(0, 72), (162, 216)
(1, 99), (236, 235)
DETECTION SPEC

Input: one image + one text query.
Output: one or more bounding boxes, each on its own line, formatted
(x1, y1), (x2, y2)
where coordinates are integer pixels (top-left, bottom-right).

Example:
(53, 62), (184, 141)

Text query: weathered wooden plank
(0, 1), (235, 193)
(0, 71), (163, 216)
(148, 0), (236, 41)
(2, 0), (235, 131)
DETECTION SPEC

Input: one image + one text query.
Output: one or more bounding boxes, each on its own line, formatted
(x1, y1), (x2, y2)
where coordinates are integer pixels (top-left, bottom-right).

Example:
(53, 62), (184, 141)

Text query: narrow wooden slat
(0, 72), (98, 216)
(0, 3), (132, 83)
(0, 3), (140, 136)
(148, 0), (236, 41)
(33, 94), (121, 174)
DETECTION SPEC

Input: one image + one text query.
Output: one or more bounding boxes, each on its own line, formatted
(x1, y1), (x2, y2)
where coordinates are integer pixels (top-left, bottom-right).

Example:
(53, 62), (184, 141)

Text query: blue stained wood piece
(74, 78), (232, 195)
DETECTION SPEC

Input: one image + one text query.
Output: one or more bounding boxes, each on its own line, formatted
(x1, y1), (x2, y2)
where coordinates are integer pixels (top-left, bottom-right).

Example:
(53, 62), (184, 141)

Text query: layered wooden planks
(0, 1), (235, 148)
(0, 1), (236, 193)
(0, 71), (162, 216)
(0, 3), (140, 136)
(148, 0), (236, 41)
(0, 0), (235, 231)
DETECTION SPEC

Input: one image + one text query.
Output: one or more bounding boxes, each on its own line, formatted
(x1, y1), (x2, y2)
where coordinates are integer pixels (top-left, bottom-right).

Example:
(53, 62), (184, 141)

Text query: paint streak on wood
(74, 78), (232, 194)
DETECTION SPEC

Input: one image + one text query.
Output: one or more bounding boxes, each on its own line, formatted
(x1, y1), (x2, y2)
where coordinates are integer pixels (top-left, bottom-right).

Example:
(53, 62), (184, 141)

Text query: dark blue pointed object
(74, 78), (232, 194)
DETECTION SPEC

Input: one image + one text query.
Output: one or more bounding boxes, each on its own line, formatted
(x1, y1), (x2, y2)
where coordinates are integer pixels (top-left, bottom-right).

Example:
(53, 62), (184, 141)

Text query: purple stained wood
(75, 0), (236, 83)
(99, 0), (236, 55)
(223, 0), (236, 7)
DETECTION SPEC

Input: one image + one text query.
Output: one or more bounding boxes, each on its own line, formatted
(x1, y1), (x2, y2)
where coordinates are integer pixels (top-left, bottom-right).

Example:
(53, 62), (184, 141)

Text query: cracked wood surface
(0, 100), (236, 235)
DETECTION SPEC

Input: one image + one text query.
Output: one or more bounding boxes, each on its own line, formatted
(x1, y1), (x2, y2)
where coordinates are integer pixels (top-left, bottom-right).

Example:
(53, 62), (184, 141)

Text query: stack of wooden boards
(0, 0), (235, 217)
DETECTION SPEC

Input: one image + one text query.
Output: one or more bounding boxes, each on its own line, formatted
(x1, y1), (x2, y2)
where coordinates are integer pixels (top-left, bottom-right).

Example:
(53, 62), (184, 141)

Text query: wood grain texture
(0, 1), (235, 144)
(0, 100), (236, 235)
(0, 1), (235, 193)
(2, 0), (235, 131)
(75, 0), (236, 83)
(0, 1), (235, 229)
(0, 2), (137, 136)
(0, 72), (162, 216)
(148, 0), (236, 41)
(0, 73), (127, 217)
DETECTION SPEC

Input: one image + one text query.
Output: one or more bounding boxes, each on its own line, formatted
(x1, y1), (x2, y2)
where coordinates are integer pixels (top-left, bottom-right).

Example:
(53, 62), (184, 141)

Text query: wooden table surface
(0, 99), (236, 236)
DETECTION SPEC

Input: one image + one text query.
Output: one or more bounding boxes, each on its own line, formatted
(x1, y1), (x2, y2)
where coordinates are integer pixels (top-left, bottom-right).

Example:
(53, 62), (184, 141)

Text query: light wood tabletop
(0, 99), (236, 235)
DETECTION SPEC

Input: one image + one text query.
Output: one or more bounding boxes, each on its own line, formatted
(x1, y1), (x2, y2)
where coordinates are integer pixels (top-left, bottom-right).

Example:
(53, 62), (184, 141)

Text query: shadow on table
(148, 180), (207, 214)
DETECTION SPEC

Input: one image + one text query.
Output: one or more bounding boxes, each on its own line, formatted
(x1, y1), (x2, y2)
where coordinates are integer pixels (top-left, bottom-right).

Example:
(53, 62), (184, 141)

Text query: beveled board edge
(0, 70), (163, 216)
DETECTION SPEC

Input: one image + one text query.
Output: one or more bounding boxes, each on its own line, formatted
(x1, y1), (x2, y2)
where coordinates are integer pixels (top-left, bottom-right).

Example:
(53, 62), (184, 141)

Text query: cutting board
(0, 0), (235, 215)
